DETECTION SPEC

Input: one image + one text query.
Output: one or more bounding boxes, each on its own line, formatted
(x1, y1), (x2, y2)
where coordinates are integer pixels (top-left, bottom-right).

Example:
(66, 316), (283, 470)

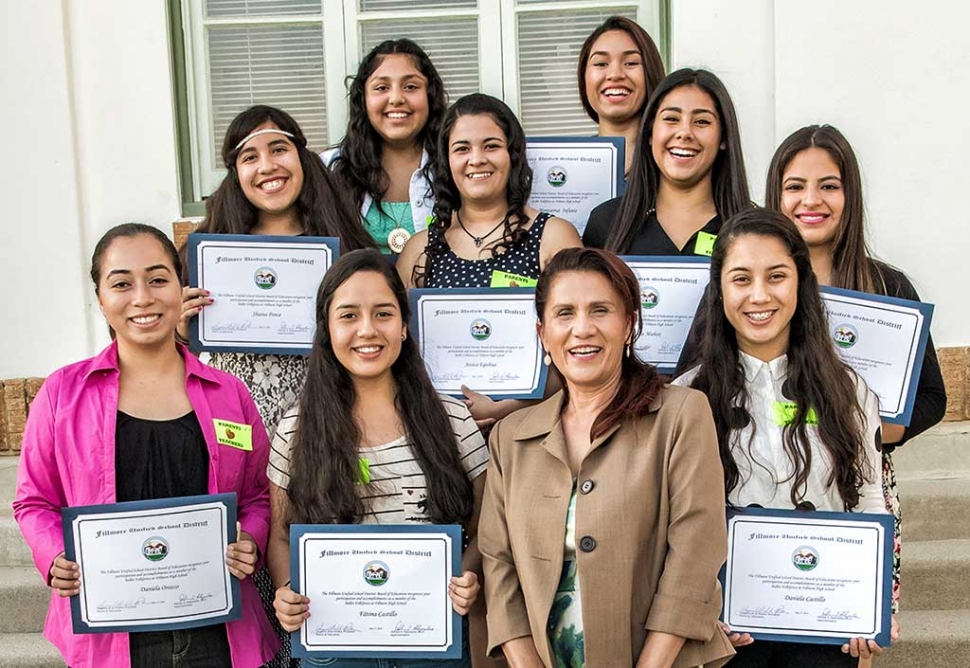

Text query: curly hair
(330, 39), (447, 216)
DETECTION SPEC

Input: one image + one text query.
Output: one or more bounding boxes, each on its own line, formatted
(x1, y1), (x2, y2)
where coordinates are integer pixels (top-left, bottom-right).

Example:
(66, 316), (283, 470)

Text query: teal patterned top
(363, 201), (415, 254)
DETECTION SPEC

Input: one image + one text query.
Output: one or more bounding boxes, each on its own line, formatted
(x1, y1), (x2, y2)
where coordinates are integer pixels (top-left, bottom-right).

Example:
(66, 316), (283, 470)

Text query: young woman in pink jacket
(14, 223), (278, 668)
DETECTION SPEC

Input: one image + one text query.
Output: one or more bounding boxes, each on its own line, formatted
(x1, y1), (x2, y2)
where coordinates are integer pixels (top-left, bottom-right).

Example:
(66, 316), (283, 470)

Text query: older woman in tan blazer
(479, 248), (734, 668)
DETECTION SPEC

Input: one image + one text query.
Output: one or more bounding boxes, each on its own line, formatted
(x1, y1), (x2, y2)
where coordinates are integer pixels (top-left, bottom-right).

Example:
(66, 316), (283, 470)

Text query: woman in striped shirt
(266, 249), (487, 667)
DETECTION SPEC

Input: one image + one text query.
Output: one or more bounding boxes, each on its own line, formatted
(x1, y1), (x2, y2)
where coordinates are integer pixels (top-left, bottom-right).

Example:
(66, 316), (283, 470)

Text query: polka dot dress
(426, 212), (552, 288)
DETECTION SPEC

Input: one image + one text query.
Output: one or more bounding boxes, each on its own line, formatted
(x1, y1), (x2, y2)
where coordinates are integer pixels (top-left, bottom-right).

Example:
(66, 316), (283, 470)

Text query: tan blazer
(479, 386), (735, 668)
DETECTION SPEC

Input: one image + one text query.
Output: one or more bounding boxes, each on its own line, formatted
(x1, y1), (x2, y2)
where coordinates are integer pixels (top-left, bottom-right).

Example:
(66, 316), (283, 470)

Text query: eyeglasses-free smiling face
(328, 271), (406, 385)
(538, 270), (633, 393)
(720, 234), (798, 363)
(650, 84), (724, 190)
(97, 235), (183, 351)
(584, 29), (647, 126)
(365, 53), (430, 148)
(235, 120), (304, 217)
(780, 147), (845, 252)
(448, 113), (511, 207)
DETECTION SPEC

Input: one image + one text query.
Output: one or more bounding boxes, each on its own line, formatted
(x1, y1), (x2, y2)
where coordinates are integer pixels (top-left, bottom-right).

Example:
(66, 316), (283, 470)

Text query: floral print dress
(548, 488), (585, 668)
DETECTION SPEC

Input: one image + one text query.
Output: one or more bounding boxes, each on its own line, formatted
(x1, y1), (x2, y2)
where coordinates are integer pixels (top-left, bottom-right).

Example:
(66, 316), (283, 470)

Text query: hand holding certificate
(722, 507), (893, 647)
(61, 494), (241, 633)
(290, 524), (463, 660)
(187, 233), (339, 354)
(820, 287), (934, 425)
(410, 288), (548, 399)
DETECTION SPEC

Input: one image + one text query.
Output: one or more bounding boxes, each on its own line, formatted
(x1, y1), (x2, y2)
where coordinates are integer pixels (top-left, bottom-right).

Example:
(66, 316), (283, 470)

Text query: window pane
(206, 0), (322, 18)
(360, 18), (480, 100)
(207, 24), (328, 164)
(360, 0), (476, 9)
(517, 8), (638, 136)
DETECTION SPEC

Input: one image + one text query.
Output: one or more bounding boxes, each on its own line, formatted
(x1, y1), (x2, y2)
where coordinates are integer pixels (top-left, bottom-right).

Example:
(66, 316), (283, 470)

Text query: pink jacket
(13, 342), (279, 668)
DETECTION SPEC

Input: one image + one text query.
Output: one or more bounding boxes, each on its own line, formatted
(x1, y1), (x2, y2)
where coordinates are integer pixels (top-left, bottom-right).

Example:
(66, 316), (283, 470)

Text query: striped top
(268, 395), (488, 524)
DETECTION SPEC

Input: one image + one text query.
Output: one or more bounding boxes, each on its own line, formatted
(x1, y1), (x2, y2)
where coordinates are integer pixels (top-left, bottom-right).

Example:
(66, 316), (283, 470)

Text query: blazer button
(579, 536), (596, 553)
(580, 479), (594, 494)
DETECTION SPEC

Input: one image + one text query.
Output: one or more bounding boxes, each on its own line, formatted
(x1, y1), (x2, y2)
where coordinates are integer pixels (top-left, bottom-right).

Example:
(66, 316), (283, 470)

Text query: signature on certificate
(211, 320), (253, 333)
(818, 608), (861, 622)
(390, 621), (436, 636)
(316, 622), (362, 635)
(738, 605), (788, 618)
(96, 596), (161, 612)
(278, 321), (312, 335)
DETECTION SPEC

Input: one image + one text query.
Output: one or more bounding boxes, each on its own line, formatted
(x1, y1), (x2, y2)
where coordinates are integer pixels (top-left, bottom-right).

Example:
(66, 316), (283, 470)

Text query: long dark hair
(577, 15), (666, 124)
(606, 68), (751, 252)
(286, 249), (474, 526)
(330, 39), (447, 215)
(420, 94), (533, 285)
(535, 248), (663, 439)
(686, 208), (870, 511)
(765, 124), (884, 293)
(190, 105), (375, 268)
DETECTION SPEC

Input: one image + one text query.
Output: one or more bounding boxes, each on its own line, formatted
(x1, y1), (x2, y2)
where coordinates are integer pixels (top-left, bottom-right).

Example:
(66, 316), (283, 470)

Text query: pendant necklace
(456, 211), (507, 248)
(378, 203), (412, 254)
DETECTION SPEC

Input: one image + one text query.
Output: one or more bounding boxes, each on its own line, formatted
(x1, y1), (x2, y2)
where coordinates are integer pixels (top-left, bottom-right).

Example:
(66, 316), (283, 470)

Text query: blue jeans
(128, 624), (233, 668)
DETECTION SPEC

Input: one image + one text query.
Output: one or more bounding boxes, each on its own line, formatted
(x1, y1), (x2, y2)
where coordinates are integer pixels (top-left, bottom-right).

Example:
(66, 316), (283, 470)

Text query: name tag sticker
(356, 458), (371, 485)
(489, 270), (538, 288)
(772, 402), (819, 426)
(214, 419), (253, 451)
(694, 231), (717, 257)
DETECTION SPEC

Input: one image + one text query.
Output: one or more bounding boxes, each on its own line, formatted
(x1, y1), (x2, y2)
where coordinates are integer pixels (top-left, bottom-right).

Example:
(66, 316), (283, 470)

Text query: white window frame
(181, 0), (663, 202)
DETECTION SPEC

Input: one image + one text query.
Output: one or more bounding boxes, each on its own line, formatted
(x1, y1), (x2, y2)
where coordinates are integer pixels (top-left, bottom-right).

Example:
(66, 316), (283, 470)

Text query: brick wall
(0, 378), (44, 454)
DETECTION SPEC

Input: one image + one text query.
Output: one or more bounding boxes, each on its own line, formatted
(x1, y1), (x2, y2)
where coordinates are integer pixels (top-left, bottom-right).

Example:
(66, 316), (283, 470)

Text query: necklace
(373, 202), (412, 253)
(456, 211), (507, 248)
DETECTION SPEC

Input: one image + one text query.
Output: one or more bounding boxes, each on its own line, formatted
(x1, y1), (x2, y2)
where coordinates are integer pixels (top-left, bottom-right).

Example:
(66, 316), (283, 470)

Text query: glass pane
(207, 24), (328, 165)
(360, 17), (480, 100)
(517, 8), (639, 136)
(360, 0), (476, 11)
(206, 0), (322, 18)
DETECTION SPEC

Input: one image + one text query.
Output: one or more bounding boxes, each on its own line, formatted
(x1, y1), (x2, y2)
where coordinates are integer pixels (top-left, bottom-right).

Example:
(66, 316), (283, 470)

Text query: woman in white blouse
(674, 209), (889, 667)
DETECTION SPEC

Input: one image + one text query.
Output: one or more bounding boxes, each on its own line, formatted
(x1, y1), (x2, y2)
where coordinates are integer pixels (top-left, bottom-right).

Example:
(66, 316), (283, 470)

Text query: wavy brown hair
(286, 249), (474, 526)
(535, 248), (663, 439)
(685, 208), (873, 510)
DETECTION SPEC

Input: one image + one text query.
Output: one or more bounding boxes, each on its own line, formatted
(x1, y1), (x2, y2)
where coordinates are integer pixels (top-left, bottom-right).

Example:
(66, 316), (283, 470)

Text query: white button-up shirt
(674, 352), (887, 513)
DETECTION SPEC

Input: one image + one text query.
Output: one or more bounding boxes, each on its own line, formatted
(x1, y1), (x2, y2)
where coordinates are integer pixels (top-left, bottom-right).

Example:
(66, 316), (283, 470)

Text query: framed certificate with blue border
(61, 493), (240, 634)
(409, 288), (548, 399)
(187, 233), (339, 355)
(820, 287), (934, 425)
(290, 524), (463, 660)
(721, 506), (893, 646)
(526, 136), (625, 236)
(622, 255), (710, 374)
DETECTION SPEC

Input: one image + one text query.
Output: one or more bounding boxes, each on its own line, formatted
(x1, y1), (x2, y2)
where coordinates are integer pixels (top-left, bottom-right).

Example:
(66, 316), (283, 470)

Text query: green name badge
(356, 458), (371, 485)
(772, 402), (819, 426)
(489, 270), (538, 288)
(694, 231), (717, 257)
(214, 419), (253, 451)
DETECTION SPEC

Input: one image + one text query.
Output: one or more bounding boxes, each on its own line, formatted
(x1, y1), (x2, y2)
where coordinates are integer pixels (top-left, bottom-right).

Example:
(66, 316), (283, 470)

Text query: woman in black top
(765, 124), (947, 645)
(583, 68), (750, 256)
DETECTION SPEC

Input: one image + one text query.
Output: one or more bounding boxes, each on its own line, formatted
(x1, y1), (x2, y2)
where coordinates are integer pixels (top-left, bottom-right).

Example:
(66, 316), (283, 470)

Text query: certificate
(61, 494), (240, 634)
(187, 233), (339, 354)
(722, 506), (893, 646)
(820, 287), (934, 425)
(410, 289), (548, 399)
(526, 137), (625, 236)
(622, 256), (710, 373)
(290, 524), (462, 659)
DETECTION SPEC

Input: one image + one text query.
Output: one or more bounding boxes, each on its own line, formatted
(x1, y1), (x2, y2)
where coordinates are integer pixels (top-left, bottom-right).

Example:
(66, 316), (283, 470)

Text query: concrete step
(899, 477), (970, 542)
(904, 539), (970, 611)
(893, 422), (970, 481)
(880, 609), (970, 667)
(0, 510), (34, 567)
(0, 633), (66, 668)
(0, 566), (50, 634)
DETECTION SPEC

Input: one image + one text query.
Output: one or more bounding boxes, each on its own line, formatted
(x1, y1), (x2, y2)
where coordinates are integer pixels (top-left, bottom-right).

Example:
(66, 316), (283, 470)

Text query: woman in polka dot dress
(397, 93), (581, 290)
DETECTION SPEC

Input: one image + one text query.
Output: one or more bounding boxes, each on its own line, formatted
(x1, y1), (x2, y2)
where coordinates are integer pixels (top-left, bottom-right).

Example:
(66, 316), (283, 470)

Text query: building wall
(1, 0), (967, 378)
